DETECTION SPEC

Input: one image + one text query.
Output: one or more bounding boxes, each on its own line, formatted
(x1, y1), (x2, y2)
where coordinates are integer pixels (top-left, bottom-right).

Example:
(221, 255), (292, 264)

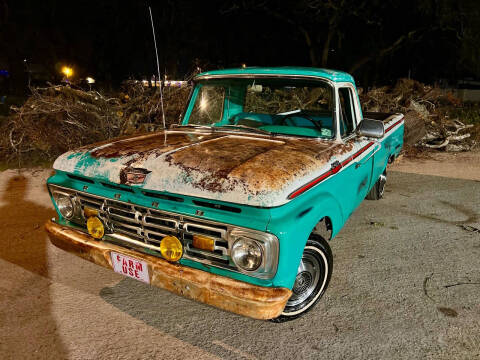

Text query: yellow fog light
(160, 235), (183, 262)
(87, 216), (104, 239)
(192, 234), (215, 252)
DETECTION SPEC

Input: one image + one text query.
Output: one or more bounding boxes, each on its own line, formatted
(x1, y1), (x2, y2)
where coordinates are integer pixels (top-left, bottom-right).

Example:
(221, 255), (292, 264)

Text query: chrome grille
(49, 184), (280, 279)
(66, 189), (233, 268)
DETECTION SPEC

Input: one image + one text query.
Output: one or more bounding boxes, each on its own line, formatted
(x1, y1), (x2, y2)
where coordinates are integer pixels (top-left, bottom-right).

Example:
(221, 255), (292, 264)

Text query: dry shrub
(119, 82), (190, 134)
(360, 79), (476, 152)
(0, 83), (191, 165)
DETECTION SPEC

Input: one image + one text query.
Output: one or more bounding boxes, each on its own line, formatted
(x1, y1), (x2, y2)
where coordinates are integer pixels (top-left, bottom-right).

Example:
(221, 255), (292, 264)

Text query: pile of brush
(1, 77), (477, 167)
(0, 83), (190, 164)
(118, 81), (190, 134)
(359, 79), (477, 152)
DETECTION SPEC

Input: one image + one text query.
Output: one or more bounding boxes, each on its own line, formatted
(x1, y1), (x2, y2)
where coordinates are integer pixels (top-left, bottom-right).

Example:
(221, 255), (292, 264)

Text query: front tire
(271, 235), (332, 322)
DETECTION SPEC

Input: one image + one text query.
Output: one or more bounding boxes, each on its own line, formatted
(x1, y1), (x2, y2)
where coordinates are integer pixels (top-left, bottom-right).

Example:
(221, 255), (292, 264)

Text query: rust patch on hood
(228, 138), (353, 192)
(166, 134), (353, 193)
(165, 136), (285, 193)
(64, 129), (355, 202)
(89, 131), (225, 159)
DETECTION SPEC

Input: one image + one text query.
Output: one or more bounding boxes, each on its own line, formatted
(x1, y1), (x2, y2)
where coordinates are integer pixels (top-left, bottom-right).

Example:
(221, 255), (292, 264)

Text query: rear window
(244, 83), (332, 114)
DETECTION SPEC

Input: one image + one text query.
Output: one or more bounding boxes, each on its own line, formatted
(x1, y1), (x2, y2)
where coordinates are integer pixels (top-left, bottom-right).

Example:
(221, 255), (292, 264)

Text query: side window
(338, 87), (357, 137)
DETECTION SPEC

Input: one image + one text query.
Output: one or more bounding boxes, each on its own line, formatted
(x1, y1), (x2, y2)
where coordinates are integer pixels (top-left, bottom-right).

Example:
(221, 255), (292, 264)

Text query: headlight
(227, 229), (279, 278)
(54, 193), (74, 219)
(231, 238), (263, 271)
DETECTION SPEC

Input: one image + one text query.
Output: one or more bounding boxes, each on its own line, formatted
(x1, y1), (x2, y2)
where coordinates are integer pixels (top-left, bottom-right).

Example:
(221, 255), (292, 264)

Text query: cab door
(337, 86), (374, 213)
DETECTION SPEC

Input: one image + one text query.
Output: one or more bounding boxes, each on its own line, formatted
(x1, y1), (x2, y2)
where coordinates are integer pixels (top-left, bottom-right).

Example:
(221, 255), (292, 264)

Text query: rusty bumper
(45, 220), (291, 320)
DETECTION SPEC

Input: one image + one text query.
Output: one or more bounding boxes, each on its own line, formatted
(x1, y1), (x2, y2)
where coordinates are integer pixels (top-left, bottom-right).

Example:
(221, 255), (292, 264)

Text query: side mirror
(356, 119), (384, 139)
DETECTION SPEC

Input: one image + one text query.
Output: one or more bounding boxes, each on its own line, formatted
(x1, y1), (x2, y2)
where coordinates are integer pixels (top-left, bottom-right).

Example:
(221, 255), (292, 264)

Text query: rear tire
(366, 170), (387, 200)
(271, 234), (332, 322)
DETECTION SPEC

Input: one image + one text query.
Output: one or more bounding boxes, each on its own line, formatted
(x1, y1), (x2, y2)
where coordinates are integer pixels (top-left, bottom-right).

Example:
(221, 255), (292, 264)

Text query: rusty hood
(53, 130), (352, 207)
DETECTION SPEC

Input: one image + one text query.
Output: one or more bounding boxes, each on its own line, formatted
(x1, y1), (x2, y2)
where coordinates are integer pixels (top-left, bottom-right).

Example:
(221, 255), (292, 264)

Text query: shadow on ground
(100, 278), (275, 360)
(0, 175), (67, 358)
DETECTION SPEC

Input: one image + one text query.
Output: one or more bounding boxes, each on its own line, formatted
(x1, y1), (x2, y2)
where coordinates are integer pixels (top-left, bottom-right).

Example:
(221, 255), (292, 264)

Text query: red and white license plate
(110, 251), (150, 284)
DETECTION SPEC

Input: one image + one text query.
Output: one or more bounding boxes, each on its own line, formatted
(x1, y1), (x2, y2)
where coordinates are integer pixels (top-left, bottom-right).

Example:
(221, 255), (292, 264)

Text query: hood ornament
(120, 167), (151, 185)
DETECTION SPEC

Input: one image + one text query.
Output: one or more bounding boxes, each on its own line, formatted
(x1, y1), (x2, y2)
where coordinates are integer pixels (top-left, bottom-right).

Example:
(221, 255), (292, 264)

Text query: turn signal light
(192, 234), (215, 252)
(84, 207), (99, 218)
(87, 216), (104, 239)
(160, 235), (183, 262)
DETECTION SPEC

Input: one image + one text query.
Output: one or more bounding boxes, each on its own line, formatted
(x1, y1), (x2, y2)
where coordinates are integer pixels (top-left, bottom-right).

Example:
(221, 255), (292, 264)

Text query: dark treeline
(0, 0), (479, 93)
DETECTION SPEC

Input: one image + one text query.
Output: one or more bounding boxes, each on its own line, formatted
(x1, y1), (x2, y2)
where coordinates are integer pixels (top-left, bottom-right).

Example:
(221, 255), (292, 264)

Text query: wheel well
(313, 216), (333, 240)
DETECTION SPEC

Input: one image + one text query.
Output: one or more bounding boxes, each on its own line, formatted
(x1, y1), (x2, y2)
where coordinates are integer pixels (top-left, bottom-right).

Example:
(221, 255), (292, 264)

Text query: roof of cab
(195, 66), (355, 83)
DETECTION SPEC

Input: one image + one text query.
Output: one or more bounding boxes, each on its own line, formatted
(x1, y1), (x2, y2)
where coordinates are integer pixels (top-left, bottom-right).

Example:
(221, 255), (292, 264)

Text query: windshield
(185, 77), (334, 138)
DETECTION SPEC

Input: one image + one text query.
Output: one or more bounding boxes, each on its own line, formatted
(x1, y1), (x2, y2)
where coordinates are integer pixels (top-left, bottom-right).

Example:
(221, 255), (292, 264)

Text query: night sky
(1, 0), (479, 93)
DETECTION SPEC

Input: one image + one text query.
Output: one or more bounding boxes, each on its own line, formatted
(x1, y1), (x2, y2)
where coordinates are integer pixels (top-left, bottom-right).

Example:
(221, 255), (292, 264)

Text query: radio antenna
(148, 6), (166, 129)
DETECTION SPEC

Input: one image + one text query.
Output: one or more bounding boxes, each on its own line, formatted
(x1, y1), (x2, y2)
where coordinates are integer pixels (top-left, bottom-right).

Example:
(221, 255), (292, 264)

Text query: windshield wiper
(216, 124), (272, 135)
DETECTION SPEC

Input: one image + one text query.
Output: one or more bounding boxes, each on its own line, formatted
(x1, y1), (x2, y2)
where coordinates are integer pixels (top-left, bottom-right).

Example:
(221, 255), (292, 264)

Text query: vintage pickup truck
(45, 67), (404, 321)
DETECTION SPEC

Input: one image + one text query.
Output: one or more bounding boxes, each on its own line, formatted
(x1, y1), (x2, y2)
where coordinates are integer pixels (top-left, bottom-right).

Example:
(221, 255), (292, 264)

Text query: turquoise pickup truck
(45, 67), (404, 322)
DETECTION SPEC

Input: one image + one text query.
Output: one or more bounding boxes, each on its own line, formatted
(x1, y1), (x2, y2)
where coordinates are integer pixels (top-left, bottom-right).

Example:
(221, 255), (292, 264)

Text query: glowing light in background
(86, 77), (95, 84)
(62, 66), (73, 78)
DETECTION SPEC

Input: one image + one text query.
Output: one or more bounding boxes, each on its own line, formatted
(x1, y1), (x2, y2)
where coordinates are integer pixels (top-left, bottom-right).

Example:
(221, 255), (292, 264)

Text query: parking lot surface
(0, 167), (479, 359)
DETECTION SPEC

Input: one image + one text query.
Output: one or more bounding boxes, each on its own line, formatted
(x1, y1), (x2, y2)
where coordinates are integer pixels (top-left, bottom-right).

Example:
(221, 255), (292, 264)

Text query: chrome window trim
(191, 74), (337, 140)
(194, 73), (335, 87)
(335, 82), (362, 142)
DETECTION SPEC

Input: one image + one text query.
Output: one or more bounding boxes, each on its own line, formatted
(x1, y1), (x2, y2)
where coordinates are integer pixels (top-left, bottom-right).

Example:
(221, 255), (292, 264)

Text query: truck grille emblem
(120, 167), (151, 185)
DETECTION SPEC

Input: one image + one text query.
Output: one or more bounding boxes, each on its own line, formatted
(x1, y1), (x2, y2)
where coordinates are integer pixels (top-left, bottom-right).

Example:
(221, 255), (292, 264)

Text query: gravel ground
(0, 162), (479, 360)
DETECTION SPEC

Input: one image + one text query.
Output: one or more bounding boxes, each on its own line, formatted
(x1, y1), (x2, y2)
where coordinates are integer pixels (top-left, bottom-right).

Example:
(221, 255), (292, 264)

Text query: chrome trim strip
(194, 73), (335, 87)
(107, 233), (162, 252)
(183, 222), (227, 238)
(185, 246), (230, 261)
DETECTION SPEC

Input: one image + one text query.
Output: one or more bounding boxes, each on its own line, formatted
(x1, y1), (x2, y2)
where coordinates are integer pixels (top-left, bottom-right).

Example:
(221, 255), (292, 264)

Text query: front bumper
(45, 220), (291, 320)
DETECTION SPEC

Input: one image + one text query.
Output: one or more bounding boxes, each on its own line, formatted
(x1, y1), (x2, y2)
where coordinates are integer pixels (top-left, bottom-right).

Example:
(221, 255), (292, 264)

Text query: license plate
(110, 251), (150, 284)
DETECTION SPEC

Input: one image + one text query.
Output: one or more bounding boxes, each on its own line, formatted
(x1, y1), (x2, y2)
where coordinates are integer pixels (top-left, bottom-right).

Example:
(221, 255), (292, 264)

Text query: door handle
(355, 143), (381, 168)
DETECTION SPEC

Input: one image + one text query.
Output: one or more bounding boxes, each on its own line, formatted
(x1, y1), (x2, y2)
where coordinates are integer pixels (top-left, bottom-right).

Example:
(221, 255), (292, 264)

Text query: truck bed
(363, 111), (402, 123)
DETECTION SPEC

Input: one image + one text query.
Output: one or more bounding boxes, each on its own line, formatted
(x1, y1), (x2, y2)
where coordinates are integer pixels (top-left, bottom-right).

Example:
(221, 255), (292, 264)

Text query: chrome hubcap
(379, 173), (387, 197)
(288, 253), (321, 306)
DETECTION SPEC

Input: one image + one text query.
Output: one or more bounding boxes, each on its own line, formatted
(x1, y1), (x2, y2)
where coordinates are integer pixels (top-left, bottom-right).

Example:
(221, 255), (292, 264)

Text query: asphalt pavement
(0, 168), (479, 359)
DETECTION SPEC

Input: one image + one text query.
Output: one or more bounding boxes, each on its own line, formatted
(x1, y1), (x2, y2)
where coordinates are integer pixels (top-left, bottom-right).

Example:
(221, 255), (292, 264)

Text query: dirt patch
(390, 150), (480, 181)
(437, 307), (458, 318)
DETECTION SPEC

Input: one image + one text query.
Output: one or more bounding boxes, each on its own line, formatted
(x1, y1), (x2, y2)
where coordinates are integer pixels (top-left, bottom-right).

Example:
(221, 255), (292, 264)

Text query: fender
(268, 190), (344, 289)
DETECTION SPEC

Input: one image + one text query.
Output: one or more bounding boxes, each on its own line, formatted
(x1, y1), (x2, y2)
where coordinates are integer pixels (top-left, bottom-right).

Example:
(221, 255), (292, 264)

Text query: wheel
(366, 170), (387, 200)
(271, 234), (332, 322)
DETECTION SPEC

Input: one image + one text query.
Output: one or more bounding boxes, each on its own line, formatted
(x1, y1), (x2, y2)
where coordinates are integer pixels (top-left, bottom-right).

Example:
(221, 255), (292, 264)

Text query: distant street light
(62, 66), (73, 79)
